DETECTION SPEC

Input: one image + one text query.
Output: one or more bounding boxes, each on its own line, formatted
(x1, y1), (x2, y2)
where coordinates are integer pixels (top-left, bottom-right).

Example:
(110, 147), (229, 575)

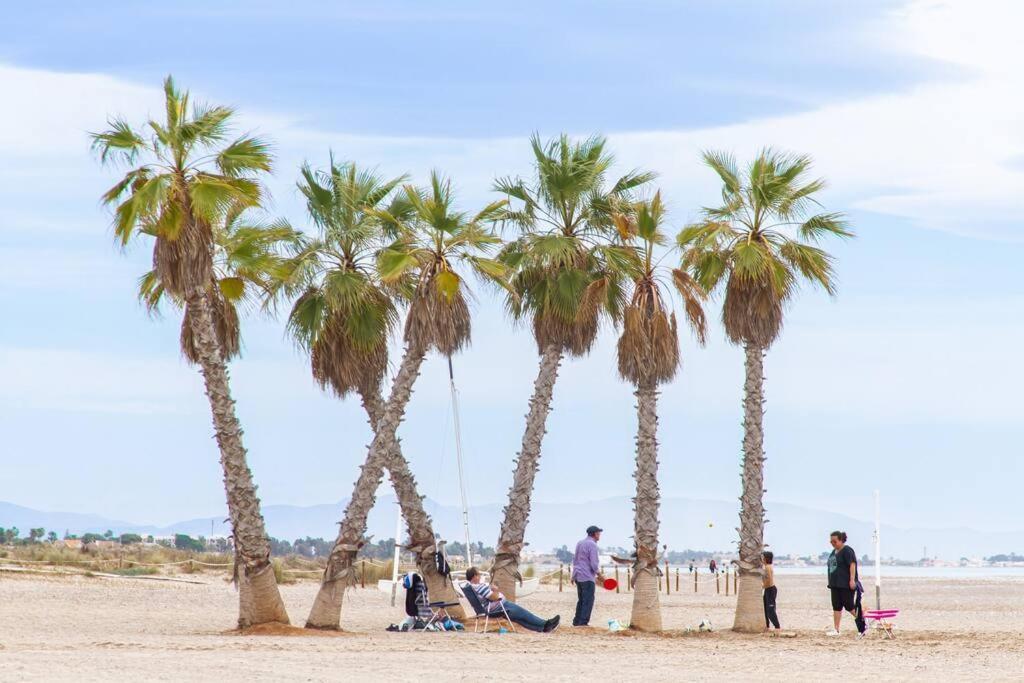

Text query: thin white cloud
(273, 0), (1024, 241)
(0, 66), (155, 156)
(2, 0), (1022, 243)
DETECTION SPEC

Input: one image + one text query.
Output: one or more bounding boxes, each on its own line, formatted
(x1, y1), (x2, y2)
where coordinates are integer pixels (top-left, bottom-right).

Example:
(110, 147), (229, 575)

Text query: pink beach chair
(863, 609), (900, 639)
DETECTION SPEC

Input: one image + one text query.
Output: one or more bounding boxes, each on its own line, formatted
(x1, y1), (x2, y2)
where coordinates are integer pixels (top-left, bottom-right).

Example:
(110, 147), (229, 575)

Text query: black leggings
(763, 586), (780, 629)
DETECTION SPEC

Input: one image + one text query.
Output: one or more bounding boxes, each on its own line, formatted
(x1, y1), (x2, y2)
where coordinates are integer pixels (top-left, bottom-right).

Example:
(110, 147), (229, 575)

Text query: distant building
(84, 540), (120, 551)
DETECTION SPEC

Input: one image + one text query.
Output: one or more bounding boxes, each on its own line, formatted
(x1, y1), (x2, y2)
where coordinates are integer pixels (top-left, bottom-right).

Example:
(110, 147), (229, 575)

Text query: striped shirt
(471, 581), (505, 614)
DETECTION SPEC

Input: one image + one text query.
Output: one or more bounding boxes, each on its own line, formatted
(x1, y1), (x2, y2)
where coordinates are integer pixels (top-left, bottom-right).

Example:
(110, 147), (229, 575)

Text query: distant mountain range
(2, 497), (1020, 561)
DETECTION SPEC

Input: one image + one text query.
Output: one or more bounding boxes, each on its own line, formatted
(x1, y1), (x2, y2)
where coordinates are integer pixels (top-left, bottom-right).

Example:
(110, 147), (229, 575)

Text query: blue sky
(1, 1), (1023, 549)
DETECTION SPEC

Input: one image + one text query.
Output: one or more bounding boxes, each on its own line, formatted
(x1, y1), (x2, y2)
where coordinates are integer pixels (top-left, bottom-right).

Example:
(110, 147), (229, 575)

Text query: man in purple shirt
(571, 525), (604, 626)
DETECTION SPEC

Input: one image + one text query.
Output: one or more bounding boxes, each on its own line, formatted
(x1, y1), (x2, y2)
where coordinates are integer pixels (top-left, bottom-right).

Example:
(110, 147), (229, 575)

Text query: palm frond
(677, 221), (737, 249)
(473, 198), (509, 225)
(610, 169), (657, 196)
(702, 150), (741, 196)
(493, 176), (533, 205)
(91, 118), (147, 165)
(799, 212), (853, 242)
(189, 174), (261, 222)
(779, 241), (837, 295)
(377, 247), (420, 283)
(137, 269), (167, 314)
(671, 269), (708, 344)
(217, 136), (273, 177)
(180, 104), (233, 147)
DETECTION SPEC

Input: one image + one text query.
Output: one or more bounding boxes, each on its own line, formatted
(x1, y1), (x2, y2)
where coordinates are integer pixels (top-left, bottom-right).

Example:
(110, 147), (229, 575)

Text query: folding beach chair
(404, 573), (461, 631)
(863, 609), (900, 639)
(460, 582), (516, 633)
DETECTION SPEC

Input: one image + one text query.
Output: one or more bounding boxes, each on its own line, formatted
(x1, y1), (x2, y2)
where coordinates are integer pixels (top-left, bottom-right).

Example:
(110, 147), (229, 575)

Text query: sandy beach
(2, 570), (1022, 681)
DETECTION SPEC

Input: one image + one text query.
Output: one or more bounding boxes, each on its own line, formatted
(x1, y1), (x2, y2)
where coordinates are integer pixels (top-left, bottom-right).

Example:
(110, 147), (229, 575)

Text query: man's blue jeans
(573, 580), (596, 626)
(493, 601), (548, 632)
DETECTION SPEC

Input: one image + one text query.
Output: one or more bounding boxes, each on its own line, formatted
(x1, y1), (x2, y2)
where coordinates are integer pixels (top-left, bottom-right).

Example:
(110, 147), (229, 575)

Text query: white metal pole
(390, 504), (402, 607)
(448, 357), (473, 567)
(873, 489), (881, 610)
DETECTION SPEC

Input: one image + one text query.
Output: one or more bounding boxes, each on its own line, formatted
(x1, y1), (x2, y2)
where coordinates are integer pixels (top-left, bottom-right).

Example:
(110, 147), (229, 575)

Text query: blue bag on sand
(442, 618), (464, 631)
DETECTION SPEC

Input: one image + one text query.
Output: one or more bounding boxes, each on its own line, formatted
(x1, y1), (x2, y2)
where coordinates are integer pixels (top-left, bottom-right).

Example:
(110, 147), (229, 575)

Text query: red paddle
(603, 578), (618, 591)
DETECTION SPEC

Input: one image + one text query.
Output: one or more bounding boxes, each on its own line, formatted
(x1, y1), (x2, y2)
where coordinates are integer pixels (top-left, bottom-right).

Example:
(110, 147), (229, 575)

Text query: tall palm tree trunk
(305, 346), (425, 630)
(492, 343), (563, 600)
(358, 388), (466, 619)
(733, 342), (767, 632)
(185, 289), (289, 628)
(630, 379), (663, 632)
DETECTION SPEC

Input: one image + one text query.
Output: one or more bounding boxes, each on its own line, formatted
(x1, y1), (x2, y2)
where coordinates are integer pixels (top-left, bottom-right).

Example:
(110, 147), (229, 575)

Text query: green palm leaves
(497, 134), (654, 356)
(615, 192), (707, 387)
(140, 204), (300, 363)
(678, 149), (853, 348)
(376, 171), (509, 357)
(278, 163), (508, 396)
(278, 159), (411, 397)
(92, 76), (273, 299)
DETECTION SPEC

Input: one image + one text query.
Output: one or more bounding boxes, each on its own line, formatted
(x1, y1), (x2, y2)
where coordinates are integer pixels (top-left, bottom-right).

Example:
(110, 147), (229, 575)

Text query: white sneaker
(825, 628), (840, 637)
(856, 631), (867, 640)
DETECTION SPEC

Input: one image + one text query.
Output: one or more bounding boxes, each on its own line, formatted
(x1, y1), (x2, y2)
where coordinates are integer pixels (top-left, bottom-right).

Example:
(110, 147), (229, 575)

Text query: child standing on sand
(763, 551), (780, 630)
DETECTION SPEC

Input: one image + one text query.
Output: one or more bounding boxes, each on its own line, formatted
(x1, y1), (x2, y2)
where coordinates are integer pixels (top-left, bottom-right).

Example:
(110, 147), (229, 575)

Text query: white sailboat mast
(873, 489), (882, 610)
(448, 357), (473, 567)
(390, 504), (402, 606)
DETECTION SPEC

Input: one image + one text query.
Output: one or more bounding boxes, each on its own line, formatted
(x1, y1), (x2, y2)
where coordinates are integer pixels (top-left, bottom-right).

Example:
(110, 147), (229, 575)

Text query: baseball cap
(586, 525), (603, 535)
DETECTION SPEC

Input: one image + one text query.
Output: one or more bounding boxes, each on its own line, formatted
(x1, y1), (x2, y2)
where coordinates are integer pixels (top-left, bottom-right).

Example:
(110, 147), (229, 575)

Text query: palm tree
(92, 77), (291, 627)
(490, 134), (652, 598)
(679, 149), (852, 632)
(276, 160), (466, 627)
(614, 194), (706, 631)
(304, 171), (508, 629)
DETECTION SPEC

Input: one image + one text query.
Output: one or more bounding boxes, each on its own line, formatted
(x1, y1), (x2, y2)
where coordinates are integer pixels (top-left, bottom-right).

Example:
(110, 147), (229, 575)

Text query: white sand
(2, 571), (1022, 681)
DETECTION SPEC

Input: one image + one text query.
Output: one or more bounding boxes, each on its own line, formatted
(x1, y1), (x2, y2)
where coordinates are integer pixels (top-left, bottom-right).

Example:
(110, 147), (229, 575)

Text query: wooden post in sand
(694, 568), (698, 593)
(360, 560), (365, 589)
(626, 566), (632, 591)
(716, 571), (720, 594)
(675, 567), (679, 592)
(614, 565), (620, 593)
(664, 560), (671, 594)
(725, 567), (729, 596)
(558, 564), (564, 592)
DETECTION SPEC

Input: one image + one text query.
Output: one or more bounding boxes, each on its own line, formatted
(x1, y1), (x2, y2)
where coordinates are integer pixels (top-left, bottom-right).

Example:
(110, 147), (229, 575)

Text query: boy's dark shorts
(830, 587), (857, 612)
